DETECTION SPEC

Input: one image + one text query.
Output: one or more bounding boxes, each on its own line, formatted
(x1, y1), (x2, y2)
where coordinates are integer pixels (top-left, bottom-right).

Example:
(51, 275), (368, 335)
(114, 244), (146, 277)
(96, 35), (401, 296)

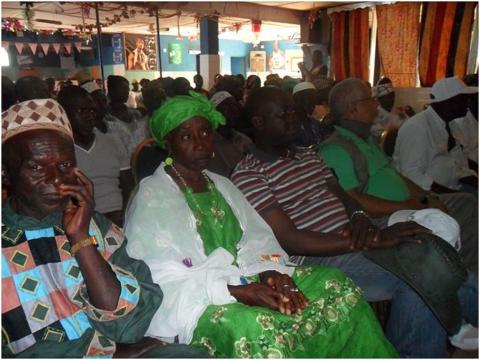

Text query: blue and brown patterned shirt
(2, 201), (163, 358)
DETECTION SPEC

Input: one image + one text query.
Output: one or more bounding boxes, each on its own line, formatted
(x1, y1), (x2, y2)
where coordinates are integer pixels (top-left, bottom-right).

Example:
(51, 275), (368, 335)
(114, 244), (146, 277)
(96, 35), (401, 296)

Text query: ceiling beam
(132, 2), (304, 24)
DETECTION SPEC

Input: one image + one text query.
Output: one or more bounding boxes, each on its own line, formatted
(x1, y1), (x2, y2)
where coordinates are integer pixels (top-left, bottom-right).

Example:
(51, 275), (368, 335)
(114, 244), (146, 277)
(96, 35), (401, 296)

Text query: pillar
(199, 16), (220, 90)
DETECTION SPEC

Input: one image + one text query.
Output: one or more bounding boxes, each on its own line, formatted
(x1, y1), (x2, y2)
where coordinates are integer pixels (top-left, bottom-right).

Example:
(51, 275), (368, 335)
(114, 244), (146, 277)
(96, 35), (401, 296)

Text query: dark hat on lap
(363, 233), (467, 334)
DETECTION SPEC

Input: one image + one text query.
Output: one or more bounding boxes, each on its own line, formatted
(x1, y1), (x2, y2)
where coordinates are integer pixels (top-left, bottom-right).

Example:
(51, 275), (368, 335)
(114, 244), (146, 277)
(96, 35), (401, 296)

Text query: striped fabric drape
(376, 3), (421, 87)
(330, 8), (370, 81)
(419, 2), (477, 86)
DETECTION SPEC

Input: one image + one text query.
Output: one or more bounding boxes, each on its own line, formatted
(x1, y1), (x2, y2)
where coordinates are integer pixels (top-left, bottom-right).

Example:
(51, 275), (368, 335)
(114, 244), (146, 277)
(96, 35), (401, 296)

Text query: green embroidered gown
(184, 186), (397, 358)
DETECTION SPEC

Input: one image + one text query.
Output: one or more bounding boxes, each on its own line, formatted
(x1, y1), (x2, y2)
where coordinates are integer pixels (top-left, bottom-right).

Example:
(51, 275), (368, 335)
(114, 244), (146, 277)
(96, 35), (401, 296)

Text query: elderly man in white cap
(393, 76), (477, 194)
(1, 99), (209, 358)
(292, 81), (332, 148)
(206, 91), (253, 177)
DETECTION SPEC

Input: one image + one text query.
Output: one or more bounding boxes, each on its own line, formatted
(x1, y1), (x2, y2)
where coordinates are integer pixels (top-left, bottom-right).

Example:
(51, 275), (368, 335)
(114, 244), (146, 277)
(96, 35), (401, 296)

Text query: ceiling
(252, 2), (346, 11)
(0, 1), (348, 41)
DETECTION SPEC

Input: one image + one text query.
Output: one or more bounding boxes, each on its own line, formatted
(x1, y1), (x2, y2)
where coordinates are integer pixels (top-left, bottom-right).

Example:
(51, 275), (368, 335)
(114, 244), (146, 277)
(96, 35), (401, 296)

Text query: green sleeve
(319, 144), (360, 191)
(87, 239), (164, 344)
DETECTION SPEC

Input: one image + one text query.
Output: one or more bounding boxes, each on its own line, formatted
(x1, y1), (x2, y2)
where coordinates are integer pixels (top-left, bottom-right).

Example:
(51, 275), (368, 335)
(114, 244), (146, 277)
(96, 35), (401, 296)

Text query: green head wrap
(150, 90), (225, 148)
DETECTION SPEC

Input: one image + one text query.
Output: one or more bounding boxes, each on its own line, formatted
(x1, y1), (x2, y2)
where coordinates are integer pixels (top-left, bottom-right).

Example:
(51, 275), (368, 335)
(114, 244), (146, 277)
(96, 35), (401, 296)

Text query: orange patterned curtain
(330, 8), (370, 81)
(419, 2), (477, 86)
(376, 3), (420, 87)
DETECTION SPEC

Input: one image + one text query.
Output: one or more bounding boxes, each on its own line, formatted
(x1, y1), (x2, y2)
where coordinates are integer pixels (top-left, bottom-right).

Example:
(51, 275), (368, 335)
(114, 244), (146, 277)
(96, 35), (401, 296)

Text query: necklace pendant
(210, 206), (225, 221)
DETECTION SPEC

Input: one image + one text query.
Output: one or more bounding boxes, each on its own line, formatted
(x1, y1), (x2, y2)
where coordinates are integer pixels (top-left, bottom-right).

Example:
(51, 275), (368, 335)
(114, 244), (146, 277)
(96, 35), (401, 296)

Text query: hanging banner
(74, 42), (82, 52)
(40, 43), (50, 54)
(52, 43), (61, 54)
(28, 43), (37, 54)
(15, 42), (25, 54)
(64, 43), (72, 55)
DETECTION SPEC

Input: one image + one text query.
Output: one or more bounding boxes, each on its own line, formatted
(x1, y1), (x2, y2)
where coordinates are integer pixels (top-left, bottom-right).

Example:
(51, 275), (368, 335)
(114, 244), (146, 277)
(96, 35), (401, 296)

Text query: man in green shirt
(319, 78), (477, 273)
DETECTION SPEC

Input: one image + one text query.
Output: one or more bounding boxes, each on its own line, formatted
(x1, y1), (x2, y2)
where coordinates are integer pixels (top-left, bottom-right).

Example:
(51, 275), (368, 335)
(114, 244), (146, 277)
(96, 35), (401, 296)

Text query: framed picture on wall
(250, 51), (266, 73)
(124, 33), (157, 71)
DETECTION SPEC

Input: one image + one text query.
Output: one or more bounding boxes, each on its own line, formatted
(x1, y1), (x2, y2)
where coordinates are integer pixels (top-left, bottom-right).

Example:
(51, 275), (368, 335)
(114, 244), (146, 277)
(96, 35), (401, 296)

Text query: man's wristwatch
(350, 210), (369, 221)
(70, 236), (98, 256)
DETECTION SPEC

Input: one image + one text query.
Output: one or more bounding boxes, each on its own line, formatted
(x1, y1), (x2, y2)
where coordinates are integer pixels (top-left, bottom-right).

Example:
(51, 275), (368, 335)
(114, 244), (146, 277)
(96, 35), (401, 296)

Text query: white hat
(388, 208), (461, 250)
(81, 80), (101, 94)
(292, 82), (316, 95)
(430, 76), (477, 103)
(373, 82), (394, 97)
(210, 91), (233, 107)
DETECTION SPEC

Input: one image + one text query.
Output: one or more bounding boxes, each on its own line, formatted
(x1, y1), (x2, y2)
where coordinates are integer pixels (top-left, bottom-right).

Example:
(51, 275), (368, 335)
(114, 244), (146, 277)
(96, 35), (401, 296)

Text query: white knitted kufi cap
(81, 80), (101, 94)
(210, 91), (233, 107)
(292, 82), (316, 95)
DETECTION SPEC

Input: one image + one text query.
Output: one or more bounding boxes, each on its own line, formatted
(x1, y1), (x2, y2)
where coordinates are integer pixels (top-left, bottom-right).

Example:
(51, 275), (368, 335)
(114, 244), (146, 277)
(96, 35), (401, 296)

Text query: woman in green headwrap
(124, 91), (397, 358)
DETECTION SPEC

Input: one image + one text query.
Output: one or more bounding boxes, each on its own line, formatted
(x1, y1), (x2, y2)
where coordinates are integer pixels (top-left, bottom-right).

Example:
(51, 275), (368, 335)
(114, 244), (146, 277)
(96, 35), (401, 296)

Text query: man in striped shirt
(231, 86), (476, 358)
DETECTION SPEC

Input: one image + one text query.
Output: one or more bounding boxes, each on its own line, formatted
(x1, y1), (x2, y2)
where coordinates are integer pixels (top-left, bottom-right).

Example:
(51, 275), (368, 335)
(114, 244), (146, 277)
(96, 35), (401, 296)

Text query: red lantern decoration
(252, 20), (261, 33)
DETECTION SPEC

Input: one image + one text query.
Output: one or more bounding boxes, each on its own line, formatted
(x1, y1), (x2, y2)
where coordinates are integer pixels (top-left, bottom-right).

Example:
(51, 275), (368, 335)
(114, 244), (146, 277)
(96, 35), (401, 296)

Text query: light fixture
(1, 47), (10, 66)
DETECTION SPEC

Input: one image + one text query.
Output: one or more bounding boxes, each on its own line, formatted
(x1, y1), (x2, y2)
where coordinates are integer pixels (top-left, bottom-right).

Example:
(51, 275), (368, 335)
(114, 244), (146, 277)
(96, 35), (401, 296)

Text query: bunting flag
(28, 43), (37, 54)
(40, 43), (50, 54)
(329, 8), (370, 81)
(15, 42), (25, 54)
(2, 42), (9, 49)
(52, 43), (61, 54)
(64, 43), (72, 55)
(419, 2), (477, 86)
(376, 3), (420, 87)
(74, 42), (82, 52)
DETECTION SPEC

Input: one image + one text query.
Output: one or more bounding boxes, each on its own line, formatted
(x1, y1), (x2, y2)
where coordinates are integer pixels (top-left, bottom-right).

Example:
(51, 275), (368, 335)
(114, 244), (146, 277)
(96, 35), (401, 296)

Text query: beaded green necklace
(170, 165), (225, 226)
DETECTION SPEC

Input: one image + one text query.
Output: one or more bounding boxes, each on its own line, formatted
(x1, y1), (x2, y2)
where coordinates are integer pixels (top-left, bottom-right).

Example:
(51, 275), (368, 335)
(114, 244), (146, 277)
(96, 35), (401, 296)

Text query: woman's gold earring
(211, 151), (215, 159)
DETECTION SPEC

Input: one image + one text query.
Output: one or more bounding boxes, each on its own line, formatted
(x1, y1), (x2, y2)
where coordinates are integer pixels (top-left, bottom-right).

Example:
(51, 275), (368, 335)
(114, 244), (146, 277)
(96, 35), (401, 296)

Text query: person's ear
(251, 115), (265, 131)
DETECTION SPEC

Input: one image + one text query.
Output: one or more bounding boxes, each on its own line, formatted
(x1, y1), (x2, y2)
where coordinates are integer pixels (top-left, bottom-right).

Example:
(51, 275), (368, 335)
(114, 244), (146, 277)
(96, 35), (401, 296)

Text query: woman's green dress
(183, 185), (397, 358)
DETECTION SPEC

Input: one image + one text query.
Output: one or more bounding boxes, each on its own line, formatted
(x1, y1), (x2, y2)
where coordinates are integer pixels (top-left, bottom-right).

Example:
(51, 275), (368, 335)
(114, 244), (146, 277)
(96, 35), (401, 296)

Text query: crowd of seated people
(1, 70), (478, 358)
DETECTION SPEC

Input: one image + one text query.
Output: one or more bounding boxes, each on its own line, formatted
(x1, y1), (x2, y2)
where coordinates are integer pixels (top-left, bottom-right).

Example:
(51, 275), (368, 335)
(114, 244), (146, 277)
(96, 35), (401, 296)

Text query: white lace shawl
(124, 165), (294, 343)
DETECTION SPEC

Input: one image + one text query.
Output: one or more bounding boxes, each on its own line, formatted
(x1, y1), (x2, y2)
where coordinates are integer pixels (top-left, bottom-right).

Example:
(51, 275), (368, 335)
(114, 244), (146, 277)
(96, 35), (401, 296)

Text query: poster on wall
(285, 49), (303, 74)
(168, 43), (183, 64)
(124, 33), (157, 71)
(269, 45), (286, 72)
(250, 51), (266, 73)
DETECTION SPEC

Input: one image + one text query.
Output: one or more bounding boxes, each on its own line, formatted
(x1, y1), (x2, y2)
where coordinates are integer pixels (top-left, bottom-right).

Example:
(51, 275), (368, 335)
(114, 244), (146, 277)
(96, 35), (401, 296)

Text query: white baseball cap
(430, 76), (477, 103)
(292, 82), (316, 95)
(388, 208), (461, 250)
